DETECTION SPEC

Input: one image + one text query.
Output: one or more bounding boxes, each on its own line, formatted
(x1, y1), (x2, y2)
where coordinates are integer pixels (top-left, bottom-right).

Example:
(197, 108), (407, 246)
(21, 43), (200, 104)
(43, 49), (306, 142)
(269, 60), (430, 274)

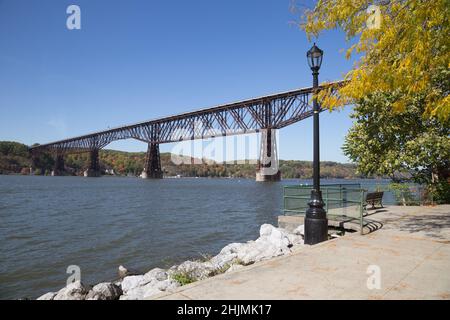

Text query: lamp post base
(304, 189), (328, 245)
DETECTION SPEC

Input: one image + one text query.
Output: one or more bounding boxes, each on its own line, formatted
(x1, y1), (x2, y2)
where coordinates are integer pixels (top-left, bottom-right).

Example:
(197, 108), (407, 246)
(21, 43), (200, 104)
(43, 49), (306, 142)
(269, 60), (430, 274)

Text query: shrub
(170, 271), (196, 286)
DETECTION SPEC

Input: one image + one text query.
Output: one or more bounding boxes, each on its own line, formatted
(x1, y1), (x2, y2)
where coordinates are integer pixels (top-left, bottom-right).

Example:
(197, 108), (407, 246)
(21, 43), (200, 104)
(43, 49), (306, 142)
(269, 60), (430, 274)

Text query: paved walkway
(153, 205), (450, 300)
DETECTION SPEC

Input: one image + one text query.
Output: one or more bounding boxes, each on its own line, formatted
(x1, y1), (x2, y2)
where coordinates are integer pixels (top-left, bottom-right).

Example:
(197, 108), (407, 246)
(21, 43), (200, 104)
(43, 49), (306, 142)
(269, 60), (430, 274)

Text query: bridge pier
(256, 129), (281, 182)
(30, 151), (39, 175)
(84, 149), (101, 177)
(51, 153), (65, 176)
(141, 143), (163, 179)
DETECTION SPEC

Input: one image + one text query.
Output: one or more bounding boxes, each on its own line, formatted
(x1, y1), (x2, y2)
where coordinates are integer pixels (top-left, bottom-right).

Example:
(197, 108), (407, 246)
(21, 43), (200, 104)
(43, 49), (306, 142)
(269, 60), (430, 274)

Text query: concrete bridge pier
(84, 149), (101, 177)
(30, 151), (39, 175)
(141, 143), (163, 179)
(256, 129), (281, 182)
(51, 153), (65, 176)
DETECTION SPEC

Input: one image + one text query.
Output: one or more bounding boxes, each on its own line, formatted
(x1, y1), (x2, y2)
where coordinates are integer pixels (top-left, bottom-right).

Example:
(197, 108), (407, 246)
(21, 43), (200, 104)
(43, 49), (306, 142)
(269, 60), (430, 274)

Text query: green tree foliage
(343, 92), (450, 202)
(0, 141), (29, 157)
(300, 0), (450, 120)
(0, 141), (31, 174)
(388, 182), (420, 206)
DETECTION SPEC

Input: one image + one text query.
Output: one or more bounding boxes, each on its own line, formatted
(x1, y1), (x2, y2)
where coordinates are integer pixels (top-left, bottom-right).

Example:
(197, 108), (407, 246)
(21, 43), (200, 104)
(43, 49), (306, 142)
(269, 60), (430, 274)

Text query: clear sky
(0, 0), (357, 162)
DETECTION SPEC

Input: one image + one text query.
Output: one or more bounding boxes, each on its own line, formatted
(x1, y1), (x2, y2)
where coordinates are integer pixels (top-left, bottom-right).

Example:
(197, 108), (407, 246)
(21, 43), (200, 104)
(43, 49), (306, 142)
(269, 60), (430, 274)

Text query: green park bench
(364, 191), (384, 210)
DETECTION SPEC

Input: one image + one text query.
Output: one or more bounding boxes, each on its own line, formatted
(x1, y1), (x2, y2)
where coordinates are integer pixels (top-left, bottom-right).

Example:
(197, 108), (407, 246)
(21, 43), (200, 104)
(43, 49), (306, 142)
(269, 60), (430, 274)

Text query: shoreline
(0, 173), (385, 181)
(36, 223), (305, 300)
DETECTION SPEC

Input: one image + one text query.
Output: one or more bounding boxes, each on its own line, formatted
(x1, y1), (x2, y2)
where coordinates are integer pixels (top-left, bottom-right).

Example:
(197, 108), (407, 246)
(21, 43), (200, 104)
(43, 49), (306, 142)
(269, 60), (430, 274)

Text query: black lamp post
(304, 43), (328, 245)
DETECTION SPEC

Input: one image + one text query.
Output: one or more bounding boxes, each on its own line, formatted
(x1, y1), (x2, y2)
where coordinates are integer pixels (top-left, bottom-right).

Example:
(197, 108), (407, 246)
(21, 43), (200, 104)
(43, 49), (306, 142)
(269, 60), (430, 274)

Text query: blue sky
(0, 0), (357, 162)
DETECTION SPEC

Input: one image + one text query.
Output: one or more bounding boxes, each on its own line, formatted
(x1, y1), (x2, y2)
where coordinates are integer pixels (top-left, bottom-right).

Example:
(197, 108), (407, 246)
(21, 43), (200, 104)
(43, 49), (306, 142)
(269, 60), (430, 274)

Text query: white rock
(259, 224), (304, 247)
(118, 268), (177, 300)
(86, 282), (122, 300)
(218, 242), (246, 256)
(85, 290), (104, 300)
(119, 279), (175, 300)
(210, 252), (237, 269)
(257, 224), (291, 248)
(53, 281), (90, 300)
(173, 260), (214, 281)
(209, 226), (301, 267)
(286, 232), (304, 246)
(235, 241), (284, 265)
(121, 275), (146, 293)
(156, 279), (180, 292)
(259, 224), (274, 237)
(210, 242), (245, 269)
(118, 265), (129, 278)
(121, 286), (145, 300)
(37, 292), (56, 300)
(141, 284), (164, 299)
(293, 225), (305, 236)
(143, 268), (167, 282)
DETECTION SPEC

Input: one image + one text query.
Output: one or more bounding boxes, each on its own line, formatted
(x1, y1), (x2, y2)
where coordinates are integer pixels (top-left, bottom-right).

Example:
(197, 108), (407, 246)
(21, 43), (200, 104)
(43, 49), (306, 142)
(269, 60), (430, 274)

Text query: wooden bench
(365, 191), (384, 210)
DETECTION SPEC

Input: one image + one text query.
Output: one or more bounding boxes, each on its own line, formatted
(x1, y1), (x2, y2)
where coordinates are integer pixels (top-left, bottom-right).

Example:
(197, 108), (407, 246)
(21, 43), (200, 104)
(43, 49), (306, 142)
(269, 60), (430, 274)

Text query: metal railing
(283, 184), (367, 234)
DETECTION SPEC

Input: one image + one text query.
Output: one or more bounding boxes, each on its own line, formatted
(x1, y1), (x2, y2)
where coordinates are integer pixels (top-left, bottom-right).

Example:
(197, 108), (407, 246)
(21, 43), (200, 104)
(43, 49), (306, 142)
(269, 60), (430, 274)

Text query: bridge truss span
(30, 81), (344, 179)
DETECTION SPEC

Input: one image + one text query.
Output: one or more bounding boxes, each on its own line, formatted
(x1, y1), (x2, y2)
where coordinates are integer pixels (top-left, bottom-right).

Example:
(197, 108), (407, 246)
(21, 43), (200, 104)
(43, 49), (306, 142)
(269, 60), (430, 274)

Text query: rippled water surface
(0, 175), (392, 299)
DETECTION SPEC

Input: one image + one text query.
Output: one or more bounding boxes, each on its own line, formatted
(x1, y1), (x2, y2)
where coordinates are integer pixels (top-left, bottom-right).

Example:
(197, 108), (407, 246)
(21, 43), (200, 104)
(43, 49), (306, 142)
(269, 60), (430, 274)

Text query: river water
(0, 175), (393, 299)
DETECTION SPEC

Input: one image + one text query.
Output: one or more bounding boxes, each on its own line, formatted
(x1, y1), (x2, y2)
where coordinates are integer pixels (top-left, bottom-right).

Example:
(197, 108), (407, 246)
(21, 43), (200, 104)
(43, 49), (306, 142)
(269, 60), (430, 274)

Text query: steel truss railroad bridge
(30, 81), (343, 181)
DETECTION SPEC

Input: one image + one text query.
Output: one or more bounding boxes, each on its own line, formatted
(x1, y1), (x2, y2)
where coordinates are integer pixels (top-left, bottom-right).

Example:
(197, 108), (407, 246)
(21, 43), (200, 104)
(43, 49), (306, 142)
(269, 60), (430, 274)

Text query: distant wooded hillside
(0, 141), (362, 179)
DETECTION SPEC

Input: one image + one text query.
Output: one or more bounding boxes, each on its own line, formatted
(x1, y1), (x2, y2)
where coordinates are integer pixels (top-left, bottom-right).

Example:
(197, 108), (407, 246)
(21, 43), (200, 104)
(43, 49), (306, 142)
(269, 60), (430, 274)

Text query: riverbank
(1, 141), (362, 179)
(4, 176), (397, 299)
(35, 205), (450, 300)
(36, 224), (305, 300)
(153, 205), (450, 300)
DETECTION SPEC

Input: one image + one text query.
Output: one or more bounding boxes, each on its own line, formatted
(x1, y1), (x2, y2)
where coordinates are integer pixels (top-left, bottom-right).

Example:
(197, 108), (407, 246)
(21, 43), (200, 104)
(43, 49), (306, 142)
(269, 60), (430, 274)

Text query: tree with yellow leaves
(300, 0), (449, 120)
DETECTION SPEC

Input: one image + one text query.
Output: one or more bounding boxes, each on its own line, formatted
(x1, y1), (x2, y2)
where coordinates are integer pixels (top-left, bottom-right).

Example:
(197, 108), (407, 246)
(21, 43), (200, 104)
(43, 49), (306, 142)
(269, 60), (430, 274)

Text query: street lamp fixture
(304, 43), (328, 245)
(307, 43), (323, 71)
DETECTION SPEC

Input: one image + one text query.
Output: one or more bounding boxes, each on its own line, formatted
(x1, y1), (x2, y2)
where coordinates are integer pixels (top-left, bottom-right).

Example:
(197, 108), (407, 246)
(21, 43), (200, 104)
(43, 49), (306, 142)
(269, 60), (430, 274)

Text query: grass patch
(208, 259), (250, 277)
(171, 271), (197, 286)
(233, 258), (247, 266)
(171, 258), (250, 285)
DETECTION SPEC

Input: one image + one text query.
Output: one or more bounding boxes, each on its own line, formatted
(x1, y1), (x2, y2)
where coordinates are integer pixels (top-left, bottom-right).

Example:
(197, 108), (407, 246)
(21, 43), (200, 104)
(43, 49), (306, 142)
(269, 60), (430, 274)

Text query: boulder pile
(37, 224), (304, 300)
